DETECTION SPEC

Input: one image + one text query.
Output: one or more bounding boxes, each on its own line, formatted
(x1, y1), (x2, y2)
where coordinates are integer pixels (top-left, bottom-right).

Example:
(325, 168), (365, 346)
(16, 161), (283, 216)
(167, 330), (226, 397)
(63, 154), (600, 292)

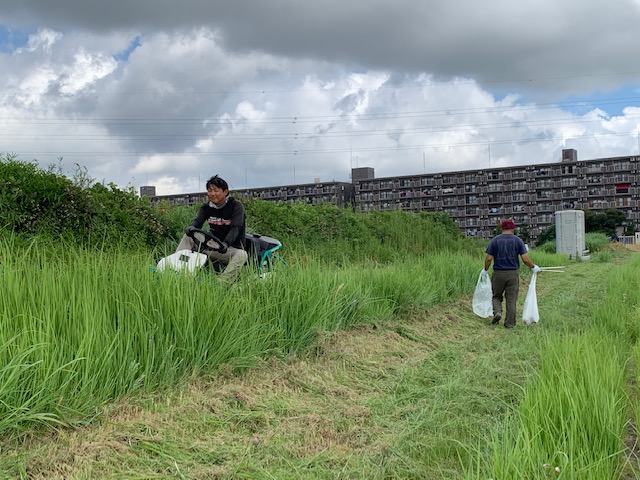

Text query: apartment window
(488, 193), (501, 203)
(421, 177), (434, 186)
(539, 214), (553, 223)
(616, 183), (631, 194)
(380, 191), (393, 200)
(465, 184), (478, 193)
(535, 167), (550, 176)
(511, 169), (525, 178)
(380, 181), (393, 189)
(360, 182), (373, 190)
(399, 179), (411, 187)
(537, 190), (552, 199)
(588, 187), (605, 196)
(489, 206), (502, 213)
(616, 197), (631, 207)
(466, 206), (479, 215)
(465, 173), (477, 182)
(614, 174), (630, 183)
(512, 192), (527, 201)
(442, 187), (455, 194)
(536, 179), (553, 188)
(466, 195), (479, 205)
(562, 201), (576, 209)
(561, 165), (575, 174)
(467, 218), (479, 227)
(488, 171), (501, 180)
(561, 177), (577, 187)
(512, 181), (527, 190)
(586, 162), (604, 173)
(614, 161), (631, 171)
(587, 175), (602, 184)
(442, 175), (455, 184)
(562, 189), (578, 198)
(487, 183), (502, 192)
(443, 197), (457, 206)
(513, 204), (526, 212)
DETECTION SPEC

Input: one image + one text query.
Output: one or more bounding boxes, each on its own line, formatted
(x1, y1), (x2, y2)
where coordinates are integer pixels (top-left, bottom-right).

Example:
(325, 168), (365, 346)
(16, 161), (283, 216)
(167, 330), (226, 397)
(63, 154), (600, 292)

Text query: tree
(536, 224), (555, 246)
(584, 208), (627, 235)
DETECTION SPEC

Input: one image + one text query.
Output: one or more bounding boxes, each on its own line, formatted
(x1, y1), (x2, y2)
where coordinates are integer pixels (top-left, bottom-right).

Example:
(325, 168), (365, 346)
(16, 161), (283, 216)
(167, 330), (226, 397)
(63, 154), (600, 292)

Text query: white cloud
(0, 1), (639, 195)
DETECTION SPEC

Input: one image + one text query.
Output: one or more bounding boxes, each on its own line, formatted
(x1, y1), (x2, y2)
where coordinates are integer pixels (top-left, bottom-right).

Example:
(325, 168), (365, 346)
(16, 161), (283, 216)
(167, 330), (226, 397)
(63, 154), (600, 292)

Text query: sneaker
(492, 314), (501, 325)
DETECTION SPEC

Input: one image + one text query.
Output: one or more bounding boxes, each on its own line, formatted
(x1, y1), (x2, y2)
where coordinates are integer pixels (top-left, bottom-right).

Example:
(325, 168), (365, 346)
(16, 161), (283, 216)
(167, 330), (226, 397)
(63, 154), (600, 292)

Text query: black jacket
(189, 196), (246, 249)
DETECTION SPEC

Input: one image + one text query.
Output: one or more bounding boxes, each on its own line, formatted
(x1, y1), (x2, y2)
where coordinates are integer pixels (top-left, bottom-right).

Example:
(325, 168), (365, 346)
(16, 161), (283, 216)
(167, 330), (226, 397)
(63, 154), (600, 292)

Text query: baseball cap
(501, 220), (516, 230)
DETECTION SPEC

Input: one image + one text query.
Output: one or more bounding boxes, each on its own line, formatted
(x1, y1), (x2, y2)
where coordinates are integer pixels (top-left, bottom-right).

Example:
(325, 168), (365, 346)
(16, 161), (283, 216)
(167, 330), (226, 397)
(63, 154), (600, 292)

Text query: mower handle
(186, 227), (227, 253)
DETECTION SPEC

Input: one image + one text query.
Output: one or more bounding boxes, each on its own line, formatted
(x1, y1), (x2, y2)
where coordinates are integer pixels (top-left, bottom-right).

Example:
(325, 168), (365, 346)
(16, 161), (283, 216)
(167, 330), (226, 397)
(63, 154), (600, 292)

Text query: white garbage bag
(522, 272), (539, 325)
(472, 271), (493, 318)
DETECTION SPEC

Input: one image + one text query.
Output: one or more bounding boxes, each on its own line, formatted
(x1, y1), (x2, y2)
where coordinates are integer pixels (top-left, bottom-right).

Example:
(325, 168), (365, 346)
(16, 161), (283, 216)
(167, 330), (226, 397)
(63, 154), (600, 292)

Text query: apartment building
(354, 149), (639, 240)
(142, 149), (639, 241)
(143, 181), (355, 209)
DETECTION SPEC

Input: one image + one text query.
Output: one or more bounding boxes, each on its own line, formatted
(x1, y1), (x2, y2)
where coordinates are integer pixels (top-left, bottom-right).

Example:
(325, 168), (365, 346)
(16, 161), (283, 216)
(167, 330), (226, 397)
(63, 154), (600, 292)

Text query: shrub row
(0, 154), (168, 246)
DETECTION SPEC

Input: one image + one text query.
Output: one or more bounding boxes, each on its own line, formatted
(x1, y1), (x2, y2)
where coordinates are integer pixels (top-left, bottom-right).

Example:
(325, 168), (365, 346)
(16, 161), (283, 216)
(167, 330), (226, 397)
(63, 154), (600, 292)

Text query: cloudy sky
(1, 0), (640, 195)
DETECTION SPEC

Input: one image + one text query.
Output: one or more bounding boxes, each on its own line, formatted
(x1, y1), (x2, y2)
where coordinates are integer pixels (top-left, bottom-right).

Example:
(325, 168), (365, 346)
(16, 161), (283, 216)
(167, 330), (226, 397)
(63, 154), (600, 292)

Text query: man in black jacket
(176, 175), (248, 282)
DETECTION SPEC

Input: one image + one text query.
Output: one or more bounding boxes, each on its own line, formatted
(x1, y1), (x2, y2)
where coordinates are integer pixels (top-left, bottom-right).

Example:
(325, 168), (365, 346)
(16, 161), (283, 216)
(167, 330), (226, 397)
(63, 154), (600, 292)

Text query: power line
(1, 95), (639, 126)
(6, 131), (640, 158)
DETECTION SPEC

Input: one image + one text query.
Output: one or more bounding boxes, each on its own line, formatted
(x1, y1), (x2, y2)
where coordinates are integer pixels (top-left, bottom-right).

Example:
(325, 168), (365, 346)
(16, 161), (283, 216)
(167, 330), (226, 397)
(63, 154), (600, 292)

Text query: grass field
(1, 245), (638, 479)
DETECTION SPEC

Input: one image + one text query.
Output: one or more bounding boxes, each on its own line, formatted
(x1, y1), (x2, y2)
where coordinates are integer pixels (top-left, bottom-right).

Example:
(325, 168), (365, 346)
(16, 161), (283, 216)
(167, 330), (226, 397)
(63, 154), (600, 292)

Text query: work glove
(185, 225), (197, 235)
(480, 269), (489, 278)
(532, 265), (541, 273)
(218, 241), (228, 254)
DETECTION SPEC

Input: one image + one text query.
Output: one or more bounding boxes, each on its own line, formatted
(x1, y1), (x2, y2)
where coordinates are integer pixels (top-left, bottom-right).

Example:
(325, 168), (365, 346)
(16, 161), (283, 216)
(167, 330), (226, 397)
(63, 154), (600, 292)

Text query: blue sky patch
(113, 35), (141, 62)
(0, 24), (32, 53)
(559, 84), (640, 118)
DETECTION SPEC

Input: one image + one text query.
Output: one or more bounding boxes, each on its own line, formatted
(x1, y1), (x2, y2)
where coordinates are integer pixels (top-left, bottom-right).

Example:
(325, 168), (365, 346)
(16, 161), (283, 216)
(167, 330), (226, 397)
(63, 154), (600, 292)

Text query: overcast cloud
(1, 0), (639, 194)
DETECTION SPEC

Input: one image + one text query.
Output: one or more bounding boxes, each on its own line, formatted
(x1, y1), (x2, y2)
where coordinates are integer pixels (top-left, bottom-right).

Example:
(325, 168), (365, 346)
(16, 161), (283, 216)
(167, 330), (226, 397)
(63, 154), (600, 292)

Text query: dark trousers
(491, 270), (520, 327)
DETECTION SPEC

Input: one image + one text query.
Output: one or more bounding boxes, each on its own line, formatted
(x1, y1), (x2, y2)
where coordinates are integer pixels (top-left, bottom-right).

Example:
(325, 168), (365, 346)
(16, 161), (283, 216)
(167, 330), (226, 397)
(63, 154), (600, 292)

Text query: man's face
(207, 185), (228, 206)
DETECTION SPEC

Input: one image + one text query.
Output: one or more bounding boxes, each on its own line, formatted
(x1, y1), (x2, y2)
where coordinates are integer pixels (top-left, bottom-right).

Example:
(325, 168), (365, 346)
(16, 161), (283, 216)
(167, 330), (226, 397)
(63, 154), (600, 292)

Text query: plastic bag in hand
(472, 271), (493, 318)
(522, 272), (540, 325)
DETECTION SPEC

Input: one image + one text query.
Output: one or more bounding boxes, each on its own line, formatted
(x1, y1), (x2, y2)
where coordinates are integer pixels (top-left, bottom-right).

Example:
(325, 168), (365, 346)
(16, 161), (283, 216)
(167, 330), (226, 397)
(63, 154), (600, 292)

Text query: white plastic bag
(472, 271), (493, 318)
(522, 272), (539, 325)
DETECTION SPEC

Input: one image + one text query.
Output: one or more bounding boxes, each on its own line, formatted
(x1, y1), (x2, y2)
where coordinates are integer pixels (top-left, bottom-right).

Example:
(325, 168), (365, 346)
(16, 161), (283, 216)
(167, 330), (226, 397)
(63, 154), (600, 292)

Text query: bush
(0, 154), (170, 247)
(585, 232), (610, 253)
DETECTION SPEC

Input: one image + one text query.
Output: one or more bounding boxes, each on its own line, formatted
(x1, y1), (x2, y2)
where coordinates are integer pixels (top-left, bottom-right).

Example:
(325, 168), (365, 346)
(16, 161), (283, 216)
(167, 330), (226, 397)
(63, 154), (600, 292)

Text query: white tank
(555, 210), (589, 260)
(156, 249), (208, 273)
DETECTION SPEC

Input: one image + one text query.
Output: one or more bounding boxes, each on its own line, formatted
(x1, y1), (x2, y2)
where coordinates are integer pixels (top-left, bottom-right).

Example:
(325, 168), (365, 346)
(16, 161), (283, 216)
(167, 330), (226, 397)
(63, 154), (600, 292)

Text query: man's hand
(219, 241), (228, 254)
(532, 265), (541, 273)
(185, 225), (196, 235)
(480, 269), (489, 278)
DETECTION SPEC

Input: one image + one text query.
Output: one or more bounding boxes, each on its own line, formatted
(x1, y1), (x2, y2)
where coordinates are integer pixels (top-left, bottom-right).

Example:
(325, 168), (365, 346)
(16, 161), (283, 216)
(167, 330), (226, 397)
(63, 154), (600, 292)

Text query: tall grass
(0, 234), (482, 436)
(466, 254), (640, 479)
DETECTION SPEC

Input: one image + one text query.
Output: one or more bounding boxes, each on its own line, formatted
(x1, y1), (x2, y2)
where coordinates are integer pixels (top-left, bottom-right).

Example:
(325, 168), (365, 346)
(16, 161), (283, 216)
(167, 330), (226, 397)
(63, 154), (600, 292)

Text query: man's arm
(189, 205), (208, 229)
(520, 253), (535, 269)
(484, 254), (493, 271)
(222, 200), (245, 246)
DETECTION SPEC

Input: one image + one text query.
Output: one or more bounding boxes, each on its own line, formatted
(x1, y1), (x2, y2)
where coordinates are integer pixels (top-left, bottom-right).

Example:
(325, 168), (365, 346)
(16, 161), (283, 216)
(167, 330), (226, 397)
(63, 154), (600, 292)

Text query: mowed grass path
(1, 254), (627, 479)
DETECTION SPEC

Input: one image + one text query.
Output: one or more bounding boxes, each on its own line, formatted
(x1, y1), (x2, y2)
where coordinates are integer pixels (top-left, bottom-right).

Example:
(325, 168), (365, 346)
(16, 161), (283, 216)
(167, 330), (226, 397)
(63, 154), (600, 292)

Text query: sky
(1, 0), (640, 195)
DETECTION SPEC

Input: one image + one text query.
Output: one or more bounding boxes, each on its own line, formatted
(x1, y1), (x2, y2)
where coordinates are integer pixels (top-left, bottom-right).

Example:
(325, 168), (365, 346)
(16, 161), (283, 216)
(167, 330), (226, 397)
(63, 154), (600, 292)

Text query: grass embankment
(2, 246), (636, 478)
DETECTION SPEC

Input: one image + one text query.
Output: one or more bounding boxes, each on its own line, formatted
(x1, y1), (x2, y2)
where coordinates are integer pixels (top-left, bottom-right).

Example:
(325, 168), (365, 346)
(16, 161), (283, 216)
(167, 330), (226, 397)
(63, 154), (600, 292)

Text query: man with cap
(481, 220), (541, 328)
